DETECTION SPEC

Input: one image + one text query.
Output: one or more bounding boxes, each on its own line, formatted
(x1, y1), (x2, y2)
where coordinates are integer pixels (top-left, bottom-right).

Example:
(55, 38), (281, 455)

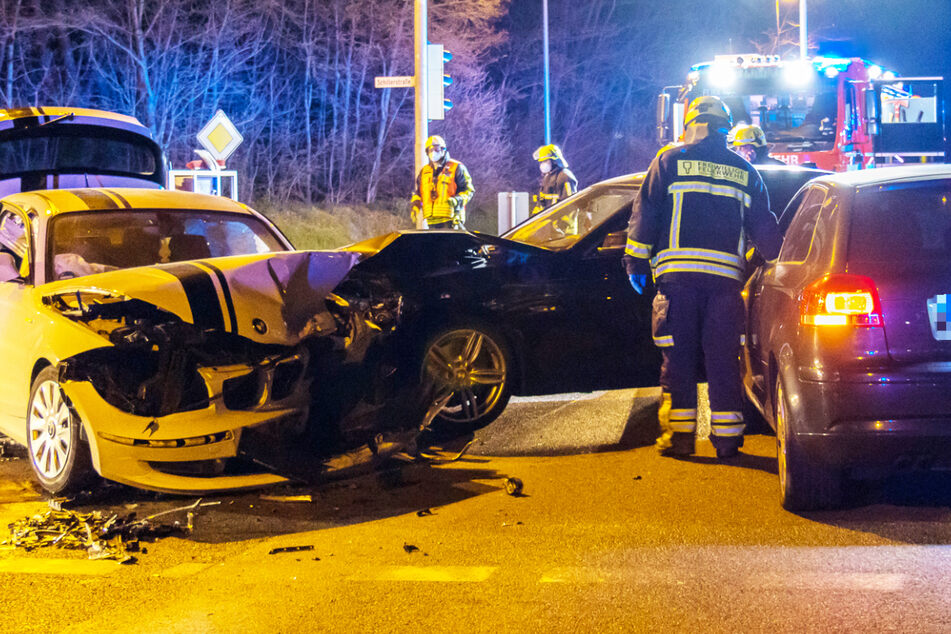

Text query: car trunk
(847, 178), (951, 364)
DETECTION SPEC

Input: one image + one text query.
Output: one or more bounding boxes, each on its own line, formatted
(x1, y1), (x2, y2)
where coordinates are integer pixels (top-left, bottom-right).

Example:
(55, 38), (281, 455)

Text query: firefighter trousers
(656, 282), (745, 450)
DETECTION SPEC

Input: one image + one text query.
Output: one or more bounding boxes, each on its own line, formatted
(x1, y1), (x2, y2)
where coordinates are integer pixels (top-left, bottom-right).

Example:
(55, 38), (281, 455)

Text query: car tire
(26, 367), (96, 495)
(775, 375), (842, 511)
(421, 325), (513, 435)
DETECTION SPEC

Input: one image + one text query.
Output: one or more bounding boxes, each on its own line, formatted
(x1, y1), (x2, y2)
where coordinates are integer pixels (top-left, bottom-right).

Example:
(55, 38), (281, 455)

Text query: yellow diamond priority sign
(197, 110), (243, 163)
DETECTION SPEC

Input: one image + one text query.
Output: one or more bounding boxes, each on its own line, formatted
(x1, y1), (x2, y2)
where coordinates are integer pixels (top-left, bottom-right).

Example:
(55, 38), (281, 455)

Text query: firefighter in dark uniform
(411, 135), (475, 229)
(728, 123), (786, 165)
(625, 96), (782, 459)
(531, 144), (578, 215)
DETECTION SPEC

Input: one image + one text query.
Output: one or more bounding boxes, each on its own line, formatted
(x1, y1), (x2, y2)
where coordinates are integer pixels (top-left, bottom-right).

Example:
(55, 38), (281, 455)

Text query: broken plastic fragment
(260, 494), (313, 503)
(268, 545), (315, 555)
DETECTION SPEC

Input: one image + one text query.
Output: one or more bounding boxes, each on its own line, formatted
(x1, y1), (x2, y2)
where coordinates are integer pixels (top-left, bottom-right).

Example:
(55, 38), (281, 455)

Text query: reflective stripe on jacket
(411, 158), (474, 222)
(625, 133), (781, 286)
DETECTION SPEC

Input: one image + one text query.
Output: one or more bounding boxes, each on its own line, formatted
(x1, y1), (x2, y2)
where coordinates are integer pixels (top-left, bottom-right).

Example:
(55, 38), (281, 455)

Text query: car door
(0, 207), (37, 441)
(551, 209), (660, 391)
(745, 186), (827, 401)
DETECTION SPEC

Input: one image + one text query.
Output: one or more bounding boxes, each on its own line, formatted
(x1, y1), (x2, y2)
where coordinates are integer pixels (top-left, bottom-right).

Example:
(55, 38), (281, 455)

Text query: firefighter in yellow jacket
(411, 136), (475, 229)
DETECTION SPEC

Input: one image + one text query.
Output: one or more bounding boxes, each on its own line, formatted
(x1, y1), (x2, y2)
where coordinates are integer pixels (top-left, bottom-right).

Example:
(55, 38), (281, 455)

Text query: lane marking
(0, 558), (121, 576)
(538, 568), (907, 591)
(154, 562), (211, 578)
(349, 566), (497, 582)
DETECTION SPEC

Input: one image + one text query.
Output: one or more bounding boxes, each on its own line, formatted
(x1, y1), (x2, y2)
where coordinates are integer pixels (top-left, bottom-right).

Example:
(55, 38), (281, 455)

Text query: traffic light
(427, 44), (453, 120)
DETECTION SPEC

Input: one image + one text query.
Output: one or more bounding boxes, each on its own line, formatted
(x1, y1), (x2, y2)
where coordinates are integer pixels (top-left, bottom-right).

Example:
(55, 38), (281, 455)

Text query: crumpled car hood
(42, 250), (361, 346)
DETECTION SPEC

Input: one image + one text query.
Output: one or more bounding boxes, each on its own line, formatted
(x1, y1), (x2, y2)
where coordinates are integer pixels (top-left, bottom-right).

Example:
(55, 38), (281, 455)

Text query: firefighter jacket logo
(927, 294), (951, 340)
(677, 160), (749, 186)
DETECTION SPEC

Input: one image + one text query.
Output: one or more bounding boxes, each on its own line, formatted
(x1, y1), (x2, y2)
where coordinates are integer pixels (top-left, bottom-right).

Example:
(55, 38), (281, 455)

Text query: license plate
(926, 294), (951, 340)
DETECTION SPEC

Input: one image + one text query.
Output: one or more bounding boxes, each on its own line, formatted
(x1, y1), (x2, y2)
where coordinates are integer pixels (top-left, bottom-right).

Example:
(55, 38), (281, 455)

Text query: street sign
(375, 75), (415, 89)
(197, 110), (243, 163)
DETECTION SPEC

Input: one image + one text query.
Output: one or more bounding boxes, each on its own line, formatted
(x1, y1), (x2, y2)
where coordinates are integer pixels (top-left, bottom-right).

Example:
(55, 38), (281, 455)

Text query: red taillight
(800, 274), (883, 327)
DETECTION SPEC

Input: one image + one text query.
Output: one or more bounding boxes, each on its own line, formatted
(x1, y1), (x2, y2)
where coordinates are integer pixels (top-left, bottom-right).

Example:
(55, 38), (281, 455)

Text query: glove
(628, 273), (647, 294)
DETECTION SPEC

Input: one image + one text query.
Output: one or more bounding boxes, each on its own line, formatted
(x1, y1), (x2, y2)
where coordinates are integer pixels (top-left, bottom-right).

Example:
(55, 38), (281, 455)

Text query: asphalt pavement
(3, 387), (951, 632)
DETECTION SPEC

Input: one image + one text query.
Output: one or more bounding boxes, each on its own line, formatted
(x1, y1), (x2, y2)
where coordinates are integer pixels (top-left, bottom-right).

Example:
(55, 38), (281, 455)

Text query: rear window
(849, 179), (951, 262)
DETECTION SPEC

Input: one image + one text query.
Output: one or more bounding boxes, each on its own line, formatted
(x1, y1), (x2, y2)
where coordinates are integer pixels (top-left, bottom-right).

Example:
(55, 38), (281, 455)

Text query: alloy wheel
(424, 328), (507, 425)
(28, 380), (73, 480)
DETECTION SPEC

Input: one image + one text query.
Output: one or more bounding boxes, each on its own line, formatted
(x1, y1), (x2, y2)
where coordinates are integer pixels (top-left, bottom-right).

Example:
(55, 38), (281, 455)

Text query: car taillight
(800, 274), (883, 327)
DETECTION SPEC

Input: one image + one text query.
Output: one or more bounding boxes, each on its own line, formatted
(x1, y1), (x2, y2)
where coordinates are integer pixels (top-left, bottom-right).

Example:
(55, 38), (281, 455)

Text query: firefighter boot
(710, 435), (744, 461)
(656, 431), (696, 457)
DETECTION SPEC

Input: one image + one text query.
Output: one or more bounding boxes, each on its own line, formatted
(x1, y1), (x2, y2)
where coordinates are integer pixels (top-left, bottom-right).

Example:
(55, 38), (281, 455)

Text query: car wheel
(421, 326), (512, 433)
(775, 375), (842, 511)
(26, 367), (95, 495)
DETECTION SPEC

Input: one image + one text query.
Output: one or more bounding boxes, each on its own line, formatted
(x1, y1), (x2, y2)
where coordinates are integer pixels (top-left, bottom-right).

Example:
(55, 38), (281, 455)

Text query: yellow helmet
(532, 144), (567, 167)
(425, 135), (447, 151)
(728, 123), (767, 148)
(684, 96), (733, 129)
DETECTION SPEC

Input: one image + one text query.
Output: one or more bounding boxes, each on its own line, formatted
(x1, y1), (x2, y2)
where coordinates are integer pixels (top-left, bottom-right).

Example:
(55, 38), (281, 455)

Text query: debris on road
(4, 499), (212, 562)
(418, 439), (477, 465)
(260, 494), (313, 503)
(416, 508), (434, 517)
(504, 477), (524, 496)
(268, 545), (315, 555)
(402, 543), (420, 554)
(633, 475), (642, 481)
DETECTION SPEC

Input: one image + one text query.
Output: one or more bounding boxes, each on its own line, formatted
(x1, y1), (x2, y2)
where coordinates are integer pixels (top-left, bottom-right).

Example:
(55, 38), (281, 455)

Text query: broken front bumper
(61, 358), (310, 494)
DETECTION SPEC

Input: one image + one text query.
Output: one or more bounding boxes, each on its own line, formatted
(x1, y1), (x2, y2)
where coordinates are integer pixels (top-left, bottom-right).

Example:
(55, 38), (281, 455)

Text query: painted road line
(751, 572), (907, 591)
(540, 567), (607, 584)
(0, 558), (121, 576)
(349, 566), (497, 582)
(154, 562), (211, 578)
(539, 567), (906, 591)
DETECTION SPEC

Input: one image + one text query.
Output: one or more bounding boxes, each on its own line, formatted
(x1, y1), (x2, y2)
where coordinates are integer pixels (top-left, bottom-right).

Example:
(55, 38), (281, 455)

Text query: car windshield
(698, 71), (838, 147)
(504, 186), (636, 250)
(849, 179), (951, 262)
(48, 209), (287, 280)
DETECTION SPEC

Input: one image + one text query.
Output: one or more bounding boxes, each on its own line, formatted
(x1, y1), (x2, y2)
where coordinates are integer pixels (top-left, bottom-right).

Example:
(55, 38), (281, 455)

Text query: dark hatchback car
(337, 166), (826, 432)
(743, 165), (951, 510)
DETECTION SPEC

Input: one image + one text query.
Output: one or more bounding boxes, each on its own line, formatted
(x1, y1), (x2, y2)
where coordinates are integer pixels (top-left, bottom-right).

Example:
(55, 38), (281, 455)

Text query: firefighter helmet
(728, 123), (768, 148)
(683, 96), (733, 129)
(655, 142), (684, 159)
(425, 135), (447, 151)
(532, 144), (568, 168)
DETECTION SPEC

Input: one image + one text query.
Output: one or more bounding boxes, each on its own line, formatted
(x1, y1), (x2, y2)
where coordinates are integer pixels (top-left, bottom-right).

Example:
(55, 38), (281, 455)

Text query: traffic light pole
(542, 0), (551, 144)
(414, 0), (428, 178)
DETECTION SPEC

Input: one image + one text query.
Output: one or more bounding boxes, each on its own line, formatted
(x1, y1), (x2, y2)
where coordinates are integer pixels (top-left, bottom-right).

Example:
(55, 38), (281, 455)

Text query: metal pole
(799, 0), (807, 60)
(542, 0), (551, 144)
(414, 0), (428, 178)
(775, 0), (780, 51)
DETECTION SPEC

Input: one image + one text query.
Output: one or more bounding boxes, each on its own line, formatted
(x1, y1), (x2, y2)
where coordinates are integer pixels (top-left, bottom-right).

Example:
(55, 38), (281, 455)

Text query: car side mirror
(0, 252), (20, 282)
(598, 231), (626, 254)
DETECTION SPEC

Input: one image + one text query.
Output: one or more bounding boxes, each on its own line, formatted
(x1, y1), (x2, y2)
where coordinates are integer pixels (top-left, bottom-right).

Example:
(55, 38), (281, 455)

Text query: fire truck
(656, 54), (946, 171)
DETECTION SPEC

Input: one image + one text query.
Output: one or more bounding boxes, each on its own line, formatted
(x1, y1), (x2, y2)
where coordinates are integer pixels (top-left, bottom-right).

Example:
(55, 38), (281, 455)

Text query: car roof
(811, 164), (951, 189)
(1, 188), (254, 218)
(0, 107), (153, 138)
(595, 173), (647, 187)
